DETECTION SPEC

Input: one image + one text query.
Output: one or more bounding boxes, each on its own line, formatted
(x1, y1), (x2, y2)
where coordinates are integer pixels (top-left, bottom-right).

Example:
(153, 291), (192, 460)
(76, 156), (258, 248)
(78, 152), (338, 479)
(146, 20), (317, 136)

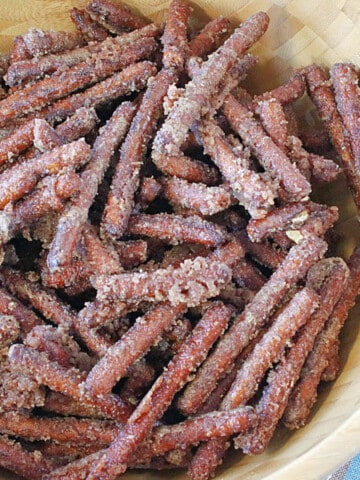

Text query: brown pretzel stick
(330, 63), (360, 168)
(5, 24), (159, 87)
(40, 255), (92, 290)
(10, 28), (84, 63)
(195, 327), (267, 415)
(283, 246), (360, 429)
(152, 12), (269, 174)
(0, 435), (51, 479)
(41, 449), (185, 479)
(207, 290), (319, 418)
(0, 171), (80, 243)
(0, 118), (55, 165)
(0, 268), (76, 331)
(86, 0), (149, 34)
(194, 116), (277, 218)
(188, 288), (319, 480)
(232, 258), (266, 290)
(255, 97), (338, 183)
(42, 391), (108, 419)
(115, 240), (148, 269)
(176, 235), (326, 416)
(238, 257), (348, 453)
(0, 287), (43, 337)
(189, 17), (231, 59)
(86, 302), (232, 480)
(247, 201), (337, 244)
(0, 138), (90, 209)
(70, 8), (109, 42)
(222, 94), (311, 202)
(55, 107), (99, 143)
(101, 68), (178, 239)
(41, 61), (156, 125)
(93, 254), (232, 306)
(161, 0), (192, 71)
(47, 101), (136, 270)
(78, 240), (232, 332)
(8, 344), (133, 423)
(0, 411), (117, 446)
(81, 224), (123, 276)
(125, 213), (227, 246)
(84, 302), (186, 395)
(304, 64), (360, 207)
(235, 230), (286, 270)
(161, 176), (232, 215)
(0, 267), (110, 356)
(0, 37), (157, 126)
(31, 406), (255, 461)
(24, 325), (93, 371)
(321, 338), (341, 382)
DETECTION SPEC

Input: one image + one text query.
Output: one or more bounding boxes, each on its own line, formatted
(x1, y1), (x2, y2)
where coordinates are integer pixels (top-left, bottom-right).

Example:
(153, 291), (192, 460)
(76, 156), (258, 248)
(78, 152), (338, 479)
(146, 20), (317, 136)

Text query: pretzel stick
(188, 287), (318, 480)
(0, 435), (51, 479)
(176, 235), (326, 416)
(0, 37), (157, 126)
(161, 176), (232, 215)
(222, 94), (311, 202)
(93, 255), (232, 306)
(101, 68), (178, 239)
(8, 344), (133, 423)
(283, 246), (360, 429)
(0, 287), (43, 337)
(152, 12), (269, 175)
(257, 97), (288, 150)
(84, 302), (186, 395)
(47, 101), (136, 270)
(86, 301), (232, 480)
(189, 17), (231, 59)
(0, 138), (90, 209)
(125, 213), (227, 246)
(321, 338), (341, 382)
(70, 7), (109, 42)
(0, 118), (54, 165)
(194, 116), (277, 218)
(10, 28), (84, 62)
(81, 224), (123, 276)
(41, 61), (156, 125)
(42, 391), (107, 419)
(232, 258), (266, 290)
(115, 240), (148, 269)
(86, 0), (149, 34)
(330, 63), (360, 166)
(0, 171), (80, 243)
(161, 0), (192, 71)
(235, 230), (286, 270)
(0, 267), (111, 356)
(23, 324), (92, 371)
(239, 258), (348, 453)
(304, 64), (360, 207)
(247, 202), (313, 242)
(195, 327), (267, 415)
(206, 287), (319, 415)
(40, 255), (92, 289)
(55, 107), (99, 143)
(0, 411), (117, 446)
(5, 24), (159, 87)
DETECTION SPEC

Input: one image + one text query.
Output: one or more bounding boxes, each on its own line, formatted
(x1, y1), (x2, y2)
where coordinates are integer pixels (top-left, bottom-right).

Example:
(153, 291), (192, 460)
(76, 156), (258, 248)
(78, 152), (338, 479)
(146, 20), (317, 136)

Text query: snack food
(0, 1), (359, 479)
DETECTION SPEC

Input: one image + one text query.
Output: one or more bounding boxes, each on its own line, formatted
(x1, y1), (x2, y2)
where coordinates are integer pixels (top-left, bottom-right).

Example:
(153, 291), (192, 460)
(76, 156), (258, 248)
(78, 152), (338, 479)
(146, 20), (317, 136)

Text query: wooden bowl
(0, 1), (359, 479)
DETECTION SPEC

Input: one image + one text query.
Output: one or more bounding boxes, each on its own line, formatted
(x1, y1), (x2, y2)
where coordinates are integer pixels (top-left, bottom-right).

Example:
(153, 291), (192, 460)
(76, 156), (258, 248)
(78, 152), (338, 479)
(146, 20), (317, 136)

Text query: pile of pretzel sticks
(0, 0), (359, 479)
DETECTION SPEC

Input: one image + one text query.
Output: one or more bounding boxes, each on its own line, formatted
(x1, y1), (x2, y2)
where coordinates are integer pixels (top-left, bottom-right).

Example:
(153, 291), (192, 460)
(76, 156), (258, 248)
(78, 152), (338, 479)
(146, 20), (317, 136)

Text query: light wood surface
(0, 1), (359, 479)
